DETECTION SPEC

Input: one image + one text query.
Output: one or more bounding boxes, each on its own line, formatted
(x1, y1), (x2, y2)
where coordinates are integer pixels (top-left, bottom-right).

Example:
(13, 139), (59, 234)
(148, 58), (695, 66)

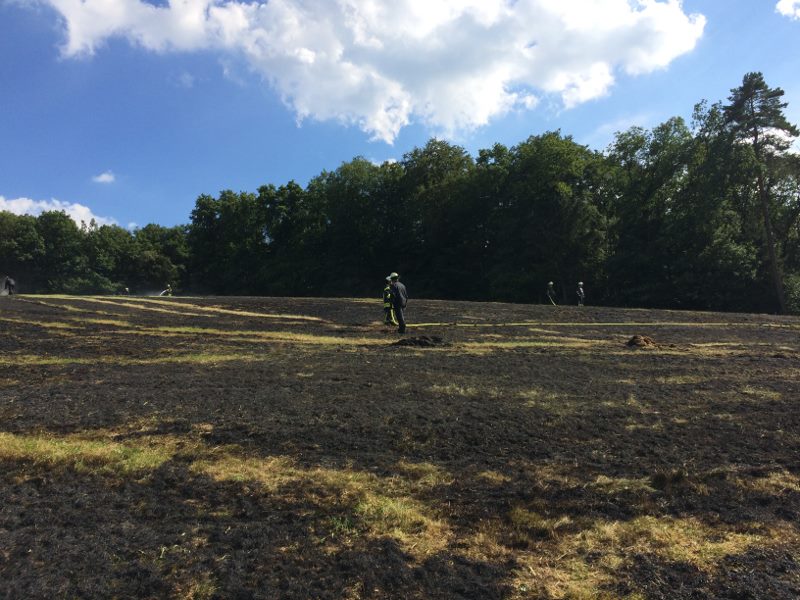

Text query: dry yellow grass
(506, 514), (775, 599)
(0, 316), (82, 330)
(76, 317), (135, 328)
(25, 294), (328, 322)
(196, 453), (451, 557)
(132, 297), (327, 321)
(0, 431), (177, 474)
(740, 386), (783, 400)
(462, 339), (601, 350)
(430, 383), (506, 399)
(63, 297), (210, 317)
(111, 325), (383, 346)
(0, 352), (263, 367)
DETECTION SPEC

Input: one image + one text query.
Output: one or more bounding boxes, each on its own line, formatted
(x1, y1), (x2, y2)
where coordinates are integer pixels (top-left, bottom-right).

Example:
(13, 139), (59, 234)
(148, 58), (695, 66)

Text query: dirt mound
(626, 335), (657, 348)
(393, 335), (449, 348)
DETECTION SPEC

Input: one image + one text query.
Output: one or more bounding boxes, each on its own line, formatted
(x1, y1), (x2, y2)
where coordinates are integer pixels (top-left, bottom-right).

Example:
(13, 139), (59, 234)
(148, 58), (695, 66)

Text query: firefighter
(389, 272), (408, 334)
(383, 277), (398, 326)
(576, 281), (585, 306)
(3, 276), (16, 295)
(546, 281), (557, 306)
(159, 284), (172, 297)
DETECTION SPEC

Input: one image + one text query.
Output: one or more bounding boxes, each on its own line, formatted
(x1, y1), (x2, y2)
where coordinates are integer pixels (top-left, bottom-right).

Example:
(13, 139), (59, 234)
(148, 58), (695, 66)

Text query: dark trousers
(394, 305), (406, 333)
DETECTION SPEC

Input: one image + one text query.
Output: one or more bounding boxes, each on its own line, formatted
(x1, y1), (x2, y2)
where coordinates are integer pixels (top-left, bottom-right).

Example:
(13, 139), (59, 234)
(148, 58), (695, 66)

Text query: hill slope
(1, 296), (799, 598)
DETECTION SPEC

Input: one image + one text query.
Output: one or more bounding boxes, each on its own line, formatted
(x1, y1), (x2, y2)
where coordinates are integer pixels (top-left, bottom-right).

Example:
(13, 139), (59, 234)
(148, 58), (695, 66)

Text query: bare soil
(0, 295), (799, 599)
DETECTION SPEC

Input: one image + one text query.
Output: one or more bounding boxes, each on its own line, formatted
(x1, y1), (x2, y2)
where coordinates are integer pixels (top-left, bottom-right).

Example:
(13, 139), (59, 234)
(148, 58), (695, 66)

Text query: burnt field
(0, 295), (799, 599)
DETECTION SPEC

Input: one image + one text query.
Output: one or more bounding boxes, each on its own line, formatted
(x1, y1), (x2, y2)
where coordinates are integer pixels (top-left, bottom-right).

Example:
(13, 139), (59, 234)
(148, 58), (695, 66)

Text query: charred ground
(0, 295), (799, 599)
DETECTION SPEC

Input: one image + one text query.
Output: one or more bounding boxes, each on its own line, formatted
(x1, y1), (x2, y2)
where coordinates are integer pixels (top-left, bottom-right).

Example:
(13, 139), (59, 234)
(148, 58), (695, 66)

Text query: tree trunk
(756, 171), (787, 313)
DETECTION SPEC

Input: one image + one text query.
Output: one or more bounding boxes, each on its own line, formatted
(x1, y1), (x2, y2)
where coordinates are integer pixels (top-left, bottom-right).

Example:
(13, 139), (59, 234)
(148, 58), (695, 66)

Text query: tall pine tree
(724, 72), (799, 313)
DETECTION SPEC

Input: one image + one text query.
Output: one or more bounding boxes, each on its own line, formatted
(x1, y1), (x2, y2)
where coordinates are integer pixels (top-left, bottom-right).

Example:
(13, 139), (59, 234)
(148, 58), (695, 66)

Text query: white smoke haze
(776, 0), (800, 19)
(0, 195), (117, 226)
(43, 0), (706, 143)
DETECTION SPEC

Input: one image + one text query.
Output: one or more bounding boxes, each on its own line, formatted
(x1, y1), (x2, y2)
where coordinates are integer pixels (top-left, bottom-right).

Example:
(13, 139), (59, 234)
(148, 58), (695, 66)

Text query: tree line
(2, 73), (799, 313)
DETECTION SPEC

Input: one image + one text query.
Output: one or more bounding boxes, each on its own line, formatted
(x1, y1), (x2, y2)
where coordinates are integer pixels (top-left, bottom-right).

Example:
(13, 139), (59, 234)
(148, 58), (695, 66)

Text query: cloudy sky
(1, 0), (799, 227)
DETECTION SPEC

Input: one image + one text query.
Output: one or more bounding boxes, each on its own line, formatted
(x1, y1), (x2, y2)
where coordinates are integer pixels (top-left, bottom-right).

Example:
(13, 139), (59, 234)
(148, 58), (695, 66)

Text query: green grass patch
(355, 494), (430, 534)
(0, 432), (175, 475)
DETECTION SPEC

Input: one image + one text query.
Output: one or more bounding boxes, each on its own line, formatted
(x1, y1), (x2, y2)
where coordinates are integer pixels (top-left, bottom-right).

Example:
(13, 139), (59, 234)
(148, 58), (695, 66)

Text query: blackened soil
(1, 295), (799, 599)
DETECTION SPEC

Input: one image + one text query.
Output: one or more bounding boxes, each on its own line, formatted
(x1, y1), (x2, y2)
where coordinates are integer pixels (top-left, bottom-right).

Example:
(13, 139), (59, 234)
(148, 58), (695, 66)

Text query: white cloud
(777, 0), (800, 19)
(0, 196), (117, 226)
(92, 170), (116, 183)
(42, 0), (706, 143)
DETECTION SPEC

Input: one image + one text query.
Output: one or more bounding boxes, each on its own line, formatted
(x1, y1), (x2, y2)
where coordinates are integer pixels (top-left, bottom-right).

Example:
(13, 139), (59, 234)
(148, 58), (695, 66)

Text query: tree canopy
(3, 73), (799, 313)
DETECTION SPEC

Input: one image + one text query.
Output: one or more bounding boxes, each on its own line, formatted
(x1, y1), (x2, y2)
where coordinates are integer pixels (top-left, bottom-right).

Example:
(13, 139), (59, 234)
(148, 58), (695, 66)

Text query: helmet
(385, 276), (391, 282)
(389, 272), (399, 279)
(548, 281), (554, 286)
(578, 282), (583, 286)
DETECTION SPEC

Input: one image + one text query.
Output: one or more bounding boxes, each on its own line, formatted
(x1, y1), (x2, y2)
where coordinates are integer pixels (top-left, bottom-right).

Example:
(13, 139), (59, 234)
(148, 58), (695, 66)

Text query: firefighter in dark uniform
(3, 276), (15, 295)
(389, 272), (407, 334)
(383, 277), (398, 325)
(576, 281), (585, 306)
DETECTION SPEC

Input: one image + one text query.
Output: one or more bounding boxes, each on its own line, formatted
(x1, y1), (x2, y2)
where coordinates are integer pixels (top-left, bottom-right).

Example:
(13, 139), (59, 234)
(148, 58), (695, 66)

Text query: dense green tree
(489, 132), (606, 303)
(664, 104), (759, 310)
(258, 181), (322, 294)
(313, 159), (387, 293)
(723, 72), (800, 313)
(83, 223), (136, 293)
(2, 71), (798, 313)
(399, 139), (475, 296)
(605, 120), (693, 307)
(34, 211), (89, 292)
(0, 211), (190, 295)
(186, 194), (220, 290)
(0, 212), (44, 290)
(188, 191), (269, 293)
(132, 224), (190, 292)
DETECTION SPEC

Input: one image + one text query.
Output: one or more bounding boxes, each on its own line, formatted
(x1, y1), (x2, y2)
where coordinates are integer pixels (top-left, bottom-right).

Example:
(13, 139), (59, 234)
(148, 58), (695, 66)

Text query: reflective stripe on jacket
(383, 285), (393, 308)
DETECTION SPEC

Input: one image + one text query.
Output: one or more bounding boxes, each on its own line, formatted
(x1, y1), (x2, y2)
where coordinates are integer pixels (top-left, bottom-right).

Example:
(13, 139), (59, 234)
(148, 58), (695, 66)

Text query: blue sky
(1, 0), (799, 229)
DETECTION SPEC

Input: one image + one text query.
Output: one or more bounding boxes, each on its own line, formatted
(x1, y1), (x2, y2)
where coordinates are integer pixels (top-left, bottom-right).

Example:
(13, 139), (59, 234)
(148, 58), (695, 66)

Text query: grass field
(1, 295), (799, 599)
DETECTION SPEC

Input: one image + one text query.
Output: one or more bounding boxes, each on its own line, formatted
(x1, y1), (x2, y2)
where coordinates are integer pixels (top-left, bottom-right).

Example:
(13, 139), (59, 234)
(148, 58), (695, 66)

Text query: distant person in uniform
(576, 281), (585, 306)
(389, 272), (407, 334)
(159, 284), (173, 297)
(546, 281), (557, 306)
(383, 276), (398, 326)
(3, 276), (16, 295)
